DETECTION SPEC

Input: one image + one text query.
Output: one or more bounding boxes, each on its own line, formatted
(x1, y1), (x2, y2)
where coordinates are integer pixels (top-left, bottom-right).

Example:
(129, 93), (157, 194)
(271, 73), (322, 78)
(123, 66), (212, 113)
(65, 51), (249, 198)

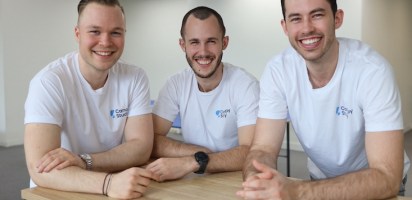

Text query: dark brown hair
(280, 0), (337, 19)
(180, 6), (226, 38)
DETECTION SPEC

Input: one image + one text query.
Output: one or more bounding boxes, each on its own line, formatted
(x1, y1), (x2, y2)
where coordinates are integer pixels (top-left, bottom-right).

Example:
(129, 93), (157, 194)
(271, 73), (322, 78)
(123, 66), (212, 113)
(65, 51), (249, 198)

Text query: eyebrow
(85, 25), (125, 32)
(286, 7), (326, 19)
(188, 37), (218, 42)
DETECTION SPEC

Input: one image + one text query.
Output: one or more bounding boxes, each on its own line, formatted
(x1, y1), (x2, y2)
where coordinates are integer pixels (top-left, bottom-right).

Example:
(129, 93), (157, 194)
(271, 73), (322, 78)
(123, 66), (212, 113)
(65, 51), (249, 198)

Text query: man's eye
(290, 17), (300, 22)
(112, 32), (122, 36)
(89, 30), (100, 35)
(313, 14), (324, 19)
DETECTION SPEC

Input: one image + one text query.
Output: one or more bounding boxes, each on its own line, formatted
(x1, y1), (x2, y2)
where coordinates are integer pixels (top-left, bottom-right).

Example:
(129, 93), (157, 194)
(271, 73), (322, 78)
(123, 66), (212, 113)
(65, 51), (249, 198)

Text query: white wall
(0, 0), (5, 139)
(0, 0), (77, 146)
(362, 0), (412, 131)
(0, 0), (409, 148)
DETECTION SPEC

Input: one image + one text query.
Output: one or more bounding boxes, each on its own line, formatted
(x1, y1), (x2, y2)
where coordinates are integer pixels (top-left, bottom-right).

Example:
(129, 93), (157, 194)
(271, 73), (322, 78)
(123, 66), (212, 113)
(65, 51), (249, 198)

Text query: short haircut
(280, 0), (337, 19)
(77, 0), (124, 17)
(180, 6), (226, 38)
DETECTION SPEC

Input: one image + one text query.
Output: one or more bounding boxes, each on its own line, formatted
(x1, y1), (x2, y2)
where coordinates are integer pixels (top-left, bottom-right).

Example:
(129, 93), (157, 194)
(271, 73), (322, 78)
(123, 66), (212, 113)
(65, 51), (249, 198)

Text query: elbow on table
(27, 166), (49, 188)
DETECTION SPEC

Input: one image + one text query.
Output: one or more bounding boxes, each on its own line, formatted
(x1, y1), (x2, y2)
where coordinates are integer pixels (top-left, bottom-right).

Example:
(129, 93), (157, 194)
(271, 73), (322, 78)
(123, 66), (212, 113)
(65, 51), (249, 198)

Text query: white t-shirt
(25, 51), (151, 154)
(153, 63), (259, 152)
(259, 38), (410, 179)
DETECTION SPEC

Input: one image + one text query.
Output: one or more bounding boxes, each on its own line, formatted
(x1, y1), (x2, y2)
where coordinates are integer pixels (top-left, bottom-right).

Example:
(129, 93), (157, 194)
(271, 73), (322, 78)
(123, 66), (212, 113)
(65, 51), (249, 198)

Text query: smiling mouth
(94, 51), (113, 56)
(301, 38), (321, 45)
(194, 55), (213, 65)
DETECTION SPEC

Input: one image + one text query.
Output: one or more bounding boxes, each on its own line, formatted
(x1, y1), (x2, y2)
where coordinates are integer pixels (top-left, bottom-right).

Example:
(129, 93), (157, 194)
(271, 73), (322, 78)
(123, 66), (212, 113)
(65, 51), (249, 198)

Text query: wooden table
(21, 171), (412, 200)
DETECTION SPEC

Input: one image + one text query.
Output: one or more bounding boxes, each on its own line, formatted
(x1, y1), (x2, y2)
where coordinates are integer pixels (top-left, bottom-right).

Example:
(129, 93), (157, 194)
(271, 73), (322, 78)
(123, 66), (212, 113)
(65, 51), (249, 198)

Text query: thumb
(252, 160), (275, 179)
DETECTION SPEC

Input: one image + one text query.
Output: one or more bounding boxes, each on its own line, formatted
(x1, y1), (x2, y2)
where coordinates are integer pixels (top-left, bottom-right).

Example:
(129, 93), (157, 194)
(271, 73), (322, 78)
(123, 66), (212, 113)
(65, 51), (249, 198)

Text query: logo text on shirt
(336, 106), (353, 119)
(110, 108), (129, 119)
(216, 109), (230, 118)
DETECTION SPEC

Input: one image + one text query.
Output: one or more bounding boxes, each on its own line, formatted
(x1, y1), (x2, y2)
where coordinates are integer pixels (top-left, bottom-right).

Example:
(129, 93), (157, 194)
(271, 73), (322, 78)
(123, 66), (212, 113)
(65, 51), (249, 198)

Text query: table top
(21, 171), (412, 200)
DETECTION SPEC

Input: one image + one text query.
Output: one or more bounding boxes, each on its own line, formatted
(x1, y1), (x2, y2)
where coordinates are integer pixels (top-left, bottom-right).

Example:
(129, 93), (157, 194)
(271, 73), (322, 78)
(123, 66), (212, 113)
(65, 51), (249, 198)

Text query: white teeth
(95, 51), (112, 56)
(302, 38), (320, 45)
(197, 59), (211, 65)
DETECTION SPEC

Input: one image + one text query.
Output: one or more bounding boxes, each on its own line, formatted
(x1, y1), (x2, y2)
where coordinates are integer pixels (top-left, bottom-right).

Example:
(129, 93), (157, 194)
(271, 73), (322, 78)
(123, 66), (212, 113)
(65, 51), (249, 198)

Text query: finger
(36, 153), (53, 168)
(134, 184), (149, 194)
(146, 164), (160, 174)
(56, 161), (72, 170)
(151, 174), (162, 182)
(36, 149), (63, 169)
(139, 169), (155, 179)
(235, 190), (245, 198)
(42, 158), (64, 172)
(255, 171), (274, 180)
(146, 161), (156, 170)
(243, 179), (267, 190)
(36, 157), (55, 173)
(245, 175), (259, 182)
(137, 176), (152, 186)
(253, 160), (275, 179)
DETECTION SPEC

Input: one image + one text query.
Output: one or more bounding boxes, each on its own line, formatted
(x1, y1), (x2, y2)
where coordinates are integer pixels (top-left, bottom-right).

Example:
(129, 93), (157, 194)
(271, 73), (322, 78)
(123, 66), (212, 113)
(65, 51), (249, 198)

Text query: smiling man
(24, 0), (153, 199)
(147, 6), (259, 182)
(237, 0), (410, 199)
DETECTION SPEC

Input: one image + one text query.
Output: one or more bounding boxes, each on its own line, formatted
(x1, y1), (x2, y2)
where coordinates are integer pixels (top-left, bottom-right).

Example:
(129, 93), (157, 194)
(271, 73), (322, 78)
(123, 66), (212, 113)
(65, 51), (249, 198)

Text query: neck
(197, 64), (224, 92)
(306, 41), (339, 89)
(78, 56), (109, 90)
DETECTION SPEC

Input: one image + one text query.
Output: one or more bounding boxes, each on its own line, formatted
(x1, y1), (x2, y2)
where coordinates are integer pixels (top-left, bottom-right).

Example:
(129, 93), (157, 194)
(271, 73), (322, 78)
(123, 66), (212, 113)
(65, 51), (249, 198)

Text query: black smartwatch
(194, 151), (209, 174)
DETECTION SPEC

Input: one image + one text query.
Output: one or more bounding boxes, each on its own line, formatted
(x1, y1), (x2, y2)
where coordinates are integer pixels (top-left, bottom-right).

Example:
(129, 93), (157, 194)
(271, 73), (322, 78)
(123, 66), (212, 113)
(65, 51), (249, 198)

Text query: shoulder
(223, 63), (258, 84)
(166, 67), (195, 84)
(266, 46), (304, 72)
(30, 52), (78, 85)
(112, 60), (147, 76)
(109, 60), (150, 86)
(339, 37), (391, 70)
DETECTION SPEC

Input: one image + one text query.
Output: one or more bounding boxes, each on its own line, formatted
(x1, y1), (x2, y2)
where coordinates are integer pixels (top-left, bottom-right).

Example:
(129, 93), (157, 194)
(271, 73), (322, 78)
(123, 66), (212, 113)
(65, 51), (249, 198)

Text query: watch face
(81, 154), (91, 160)
(195, 152), (209, 162)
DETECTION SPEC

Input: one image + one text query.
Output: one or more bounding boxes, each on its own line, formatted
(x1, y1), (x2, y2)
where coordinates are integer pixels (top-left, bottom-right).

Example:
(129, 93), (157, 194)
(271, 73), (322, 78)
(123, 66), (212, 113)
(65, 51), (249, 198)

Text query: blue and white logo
(336, 106), (353, 119)
(110, 108), (129, 119)
(215, 109), (230, 118)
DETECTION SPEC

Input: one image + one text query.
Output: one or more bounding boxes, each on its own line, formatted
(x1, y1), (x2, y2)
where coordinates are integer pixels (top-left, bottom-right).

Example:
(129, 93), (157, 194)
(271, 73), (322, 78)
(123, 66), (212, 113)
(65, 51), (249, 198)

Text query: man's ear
(334, 9), (344, 29)
(179, 38), (186, 52)
(74, 26), (80, 43)
(281, 19), (288, 36)
(222, 36), (229, 50)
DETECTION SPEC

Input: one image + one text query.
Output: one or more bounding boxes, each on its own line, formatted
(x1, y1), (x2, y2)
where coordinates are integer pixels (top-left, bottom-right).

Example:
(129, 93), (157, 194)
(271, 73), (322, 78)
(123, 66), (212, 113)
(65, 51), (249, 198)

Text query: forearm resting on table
(206, 145), (250, 173)
(92, 139), (151, 172)
(28, 165), (105, 194)
(151, 134), (211, 158)
(292, 168), (402, 200)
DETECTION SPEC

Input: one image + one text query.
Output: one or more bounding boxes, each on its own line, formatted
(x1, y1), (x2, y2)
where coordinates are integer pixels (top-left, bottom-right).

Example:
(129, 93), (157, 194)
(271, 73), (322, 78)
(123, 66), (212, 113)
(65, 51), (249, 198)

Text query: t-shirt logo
(336, 106), (353, 119)
(110, 108), (129, 119)
(216, 109), (230, 118)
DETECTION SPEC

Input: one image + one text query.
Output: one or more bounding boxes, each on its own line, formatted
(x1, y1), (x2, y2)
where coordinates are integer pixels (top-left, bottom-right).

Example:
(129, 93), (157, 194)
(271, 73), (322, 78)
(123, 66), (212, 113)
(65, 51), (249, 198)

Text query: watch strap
(79, 154), (93, 170)
(194, 151), (209, 174)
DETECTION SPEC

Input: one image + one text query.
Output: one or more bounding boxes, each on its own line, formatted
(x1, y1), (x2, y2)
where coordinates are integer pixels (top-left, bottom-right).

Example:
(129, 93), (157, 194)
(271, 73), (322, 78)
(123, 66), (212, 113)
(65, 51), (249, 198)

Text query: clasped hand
(236, 160), (293, 200)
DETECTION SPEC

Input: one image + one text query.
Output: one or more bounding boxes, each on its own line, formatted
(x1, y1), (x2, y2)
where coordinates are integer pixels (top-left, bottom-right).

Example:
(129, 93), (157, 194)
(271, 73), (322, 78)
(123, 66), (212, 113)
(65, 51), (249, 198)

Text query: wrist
(185, 156), (200, 172)
(79, 154), (93, 170)
(193, 151), (209, 174)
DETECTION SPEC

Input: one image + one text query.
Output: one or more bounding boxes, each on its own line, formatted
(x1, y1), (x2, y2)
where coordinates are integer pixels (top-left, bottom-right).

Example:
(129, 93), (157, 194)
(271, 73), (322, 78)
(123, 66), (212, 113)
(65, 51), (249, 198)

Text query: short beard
(186, 52), (223, 79)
